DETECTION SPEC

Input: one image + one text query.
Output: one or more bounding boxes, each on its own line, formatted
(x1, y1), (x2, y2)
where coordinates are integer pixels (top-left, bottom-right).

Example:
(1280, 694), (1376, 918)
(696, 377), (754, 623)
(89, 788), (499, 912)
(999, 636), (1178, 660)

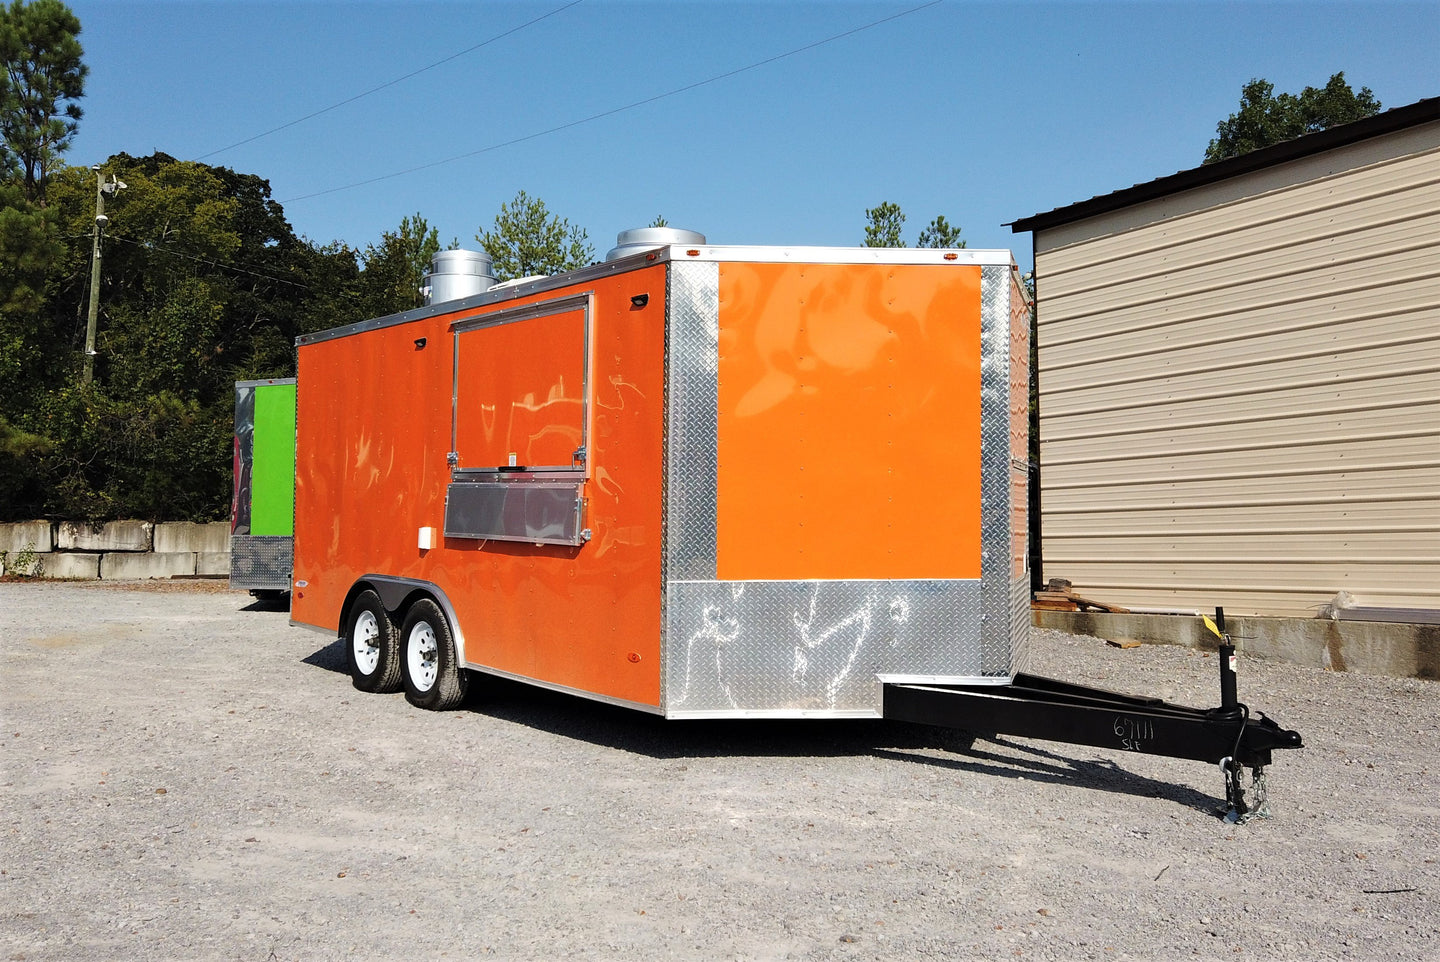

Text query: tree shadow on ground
(300, 639), (1224, 815)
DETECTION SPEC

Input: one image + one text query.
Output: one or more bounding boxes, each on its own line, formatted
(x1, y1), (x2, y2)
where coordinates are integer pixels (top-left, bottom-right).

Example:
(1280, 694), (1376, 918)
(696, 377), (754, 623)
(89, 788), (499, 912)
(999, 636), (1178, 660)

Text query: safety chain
(1221, 760), (1271, 824)
(1248, 765), (1272, 821)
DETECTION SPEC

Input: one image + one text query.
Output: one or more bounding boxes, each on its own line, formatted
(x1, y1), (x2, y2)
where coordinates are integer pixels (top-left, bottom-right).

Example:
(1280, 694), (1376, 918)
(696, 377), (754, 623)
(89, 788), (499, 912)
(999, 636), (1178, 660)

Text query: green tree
(0, 0), (86, 203)
(0, 180), (58, 314)
(917, 215), (965, 249)
(476, 189), (594, 281)
(1204, 72), (1381, 164)
(863, 201), (906, 248)
(360, 211), (439, 315)
(0, 411), (49, 517)
(0, 142), (416, 523)
(864, 202), (965, 249)
(4, 153), (373, 522)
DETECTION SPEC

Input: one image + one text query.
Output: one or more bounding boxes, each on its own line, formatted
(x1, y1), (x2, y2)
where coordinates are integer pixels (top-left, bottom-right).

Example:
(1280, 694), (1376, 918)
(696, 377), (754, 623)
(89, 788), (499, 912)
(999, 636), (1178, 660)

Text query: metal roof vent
(423, 249), (496, 305)
(604, 227), (706, 262)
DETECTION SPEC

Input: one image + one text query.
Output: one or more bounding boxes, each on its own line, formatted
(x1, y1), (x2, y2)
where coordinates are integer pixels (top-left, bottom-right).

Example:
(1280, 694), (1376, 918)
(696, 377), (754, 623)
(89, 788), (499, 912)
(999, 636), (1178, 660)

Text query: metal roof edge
(296, 246), (1014, 347)
(1009, 96), (1440, 235)
(233, 377), (296, 389)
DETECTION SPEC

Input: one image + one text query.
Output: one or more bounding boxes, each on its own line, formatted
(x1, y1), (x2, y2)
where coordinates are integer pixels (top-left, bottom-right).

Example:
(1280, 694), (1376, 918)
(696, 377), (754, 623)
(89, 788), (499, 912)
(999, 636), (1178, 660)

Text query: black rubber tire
(343, 589), (402, 694)
(400, 598), (468, 711)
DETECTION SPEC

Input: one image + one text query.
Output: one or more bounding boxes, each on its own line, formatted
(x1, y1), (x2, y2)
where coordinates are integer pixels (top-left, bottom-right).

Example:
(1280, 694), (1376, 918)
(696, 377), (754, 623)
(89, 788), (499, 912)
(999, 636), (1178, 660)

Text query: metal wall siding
(1042, 247), (1440, 352)
(1038, 145), (1440, 269)
(1046, 398), (1440, 456)
(1042, 466), (1436, 506)
(1045, 339), (1440, 415)
(1044, 372), (1438, 440)
(1047, 499), (1440, 535)
(1034, 131), (1440, 616)
(1044, 295), (1440, 376)
(1048, 562), (1436, 595)
(1042, 199), (1440, 304)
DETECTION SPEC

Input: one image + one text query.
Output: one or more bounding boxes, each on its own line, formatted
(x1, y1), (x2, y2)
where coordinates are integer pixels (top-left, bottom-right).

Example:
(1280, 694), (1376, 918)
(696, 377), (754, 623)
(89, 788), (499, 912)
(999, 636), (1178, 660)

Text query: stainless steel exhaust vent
(424, 249), (496, 305)
(604, 227), (706, 262)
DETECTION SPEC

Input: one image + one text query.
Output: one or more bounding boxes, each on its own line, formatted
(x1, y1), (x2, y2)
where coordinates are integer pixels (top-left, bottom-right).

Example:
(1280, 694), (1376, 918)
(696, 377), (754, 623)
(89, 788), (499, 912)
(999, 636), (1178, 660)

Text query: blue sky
(68, 1), (1438, 271)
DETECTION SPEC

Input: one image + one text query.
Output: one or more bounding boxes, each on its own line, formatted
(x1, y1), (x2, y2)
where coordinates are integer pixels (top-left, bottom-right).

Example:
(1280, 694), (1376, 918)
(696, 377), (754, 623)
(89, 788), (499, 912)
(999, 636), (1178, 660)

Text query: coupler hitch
(884, 608), (1303, 820)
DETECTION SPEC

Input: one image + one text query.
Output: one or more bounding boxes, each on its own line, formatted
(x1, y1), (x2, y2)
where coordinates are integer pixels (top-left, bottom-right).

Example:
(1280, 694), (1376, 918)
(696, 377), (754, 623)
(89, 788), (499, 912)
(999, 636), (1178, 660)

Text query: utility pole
(82, 166), (126, 387)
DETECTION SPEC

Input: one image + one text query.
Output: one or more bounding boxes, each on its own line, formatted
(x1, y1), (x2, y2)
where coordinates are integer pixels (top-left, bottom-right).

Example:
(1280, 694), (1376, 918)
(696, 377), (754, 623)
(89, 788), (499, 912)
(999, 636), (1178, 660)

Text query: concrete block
(57, 520), (153, 552)
(100, 551), (196, 580)
(196, 551), (232, 576)
(42, 552), (101, 580)
(155, 522), (231, 554)
(1034, 608), (1440, 681)
(0, 520), (52, 554)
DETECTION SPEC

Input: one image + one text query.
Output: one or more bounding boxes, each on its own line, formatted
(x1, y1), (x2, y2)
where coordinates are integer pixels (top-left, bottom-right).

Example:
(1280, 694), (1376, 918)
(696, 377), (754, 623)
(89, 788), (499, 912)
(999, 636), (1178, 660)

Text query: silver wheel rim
(352, 610), (380, 675)
(408, 621), (439, 692)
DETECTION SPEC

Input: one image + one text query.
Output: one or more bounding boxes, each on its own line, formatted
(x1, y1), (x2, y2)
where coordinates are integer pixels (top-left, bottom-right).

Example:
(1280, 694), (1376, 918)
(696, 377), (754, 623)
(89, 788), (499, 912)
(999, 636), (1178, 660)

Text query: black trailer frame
(883, 611), (1303, 820)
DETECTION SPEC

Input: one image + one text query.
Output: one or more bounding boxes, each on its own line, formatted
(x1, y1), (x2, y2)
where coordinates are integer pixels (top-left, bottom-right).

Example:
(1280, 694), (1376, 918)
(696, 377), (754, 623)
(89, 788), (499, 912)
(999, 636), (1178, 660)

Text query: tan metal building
(1011, 97), (1440, 617)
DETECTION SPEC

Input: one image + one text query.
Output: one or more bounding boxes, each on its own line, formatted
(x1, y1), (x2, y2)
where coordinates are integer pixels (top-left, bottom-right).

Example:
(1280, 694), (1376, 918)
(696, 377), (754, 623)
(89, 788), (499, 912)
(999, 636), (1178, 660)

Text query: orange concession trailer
(290, 244), (1032, 717)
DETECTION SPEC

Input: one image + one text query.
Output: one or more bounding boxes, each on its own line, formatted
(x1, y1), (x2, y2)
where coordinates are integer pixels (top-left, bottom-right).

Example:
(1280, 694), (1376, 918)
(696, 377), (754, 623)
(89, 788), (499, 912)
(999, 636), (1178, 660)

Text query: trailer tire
(400, 598), (468, 711)
(344, 590), (402, 694)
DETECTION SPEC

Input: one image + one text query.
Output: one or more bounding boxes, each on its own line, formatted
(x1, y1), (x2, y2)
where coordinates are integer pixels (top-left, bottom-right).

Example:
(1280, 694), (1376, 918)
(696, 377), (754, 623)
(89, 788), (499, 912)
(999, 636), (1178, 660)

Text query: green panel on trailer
(250, 382), (296, 536)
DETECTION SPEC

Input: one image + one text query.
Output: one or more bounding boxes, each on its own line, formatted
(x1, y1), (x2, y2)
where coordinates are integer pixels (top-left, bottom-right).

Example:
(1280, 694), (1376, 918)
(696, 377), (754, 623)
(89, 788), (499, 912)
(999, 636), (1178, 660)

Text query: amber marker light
(627, 652), (642, 663)
(943, 253), (959, 260)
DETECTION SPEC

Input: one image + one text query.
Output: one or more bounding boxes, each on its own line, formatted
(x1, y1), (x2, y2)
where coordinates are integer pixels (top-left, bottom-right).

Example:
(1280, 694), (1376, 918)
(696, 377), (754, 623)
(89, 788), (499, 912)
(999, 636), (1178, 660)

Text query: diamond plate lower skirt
(229, 535), (293, 592)
(663, 579), (1012, 717)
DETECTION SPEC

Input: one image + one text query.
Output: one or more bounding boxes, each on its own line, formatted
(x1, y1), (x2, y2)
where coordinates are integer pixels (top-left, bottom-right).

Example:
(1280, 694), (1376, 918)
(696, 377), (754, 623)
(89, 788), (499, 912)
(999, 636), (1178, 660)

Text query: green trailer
(230, 378), (296, 599)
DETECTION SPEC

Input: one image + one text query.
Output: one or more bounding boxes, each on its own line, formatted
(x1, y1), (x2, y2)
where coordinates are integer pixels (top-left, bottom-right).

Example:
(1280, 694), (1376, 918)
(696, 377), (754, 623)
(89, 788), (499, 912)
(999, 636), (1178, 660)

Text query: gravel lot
(2, 580), (1437, 961)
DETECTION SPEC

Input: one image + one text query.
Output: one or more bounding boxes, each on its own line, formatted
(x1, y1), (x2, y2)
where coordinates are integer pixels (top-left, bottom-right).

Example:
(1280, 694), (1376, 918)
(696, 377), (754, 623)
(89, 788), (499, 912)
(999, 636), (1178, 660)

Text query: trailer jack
(883, 610), (1303, 821)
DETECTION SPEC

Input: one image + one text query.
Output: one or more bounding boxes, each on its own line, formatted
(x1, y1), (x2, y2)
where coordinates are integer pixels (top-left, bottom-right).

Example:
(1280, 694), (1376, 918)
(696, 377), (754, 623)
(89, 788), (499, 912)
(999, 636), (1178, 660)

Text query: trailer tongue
(885, 612), (1303, 821)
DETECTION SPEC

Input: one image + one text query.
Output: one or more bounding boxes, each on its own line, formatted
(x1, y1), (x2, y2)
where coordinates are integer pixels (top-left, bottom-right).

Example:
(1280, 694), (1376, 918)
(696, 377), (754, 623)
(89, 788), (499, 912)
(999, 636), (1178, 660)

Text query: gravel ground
(2, 580), (1436, 961)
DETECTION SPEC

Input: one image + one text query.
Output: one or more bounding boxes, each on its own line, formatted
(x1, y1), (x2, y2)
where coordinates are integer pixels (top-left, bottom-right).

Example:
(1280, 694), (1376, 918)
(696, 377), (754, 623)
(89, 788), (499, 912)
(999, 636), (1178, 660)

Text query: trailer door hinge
(446, 451), (459, 466)
(573, 445), (587, 464)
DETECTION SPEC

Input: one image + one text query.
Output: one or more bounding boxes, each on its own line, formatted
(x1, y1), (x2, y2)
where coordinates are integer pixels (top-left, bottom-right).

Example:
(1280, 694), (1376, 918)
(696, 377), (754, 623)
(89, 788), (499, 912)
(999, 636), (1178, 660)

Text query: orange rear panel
(714, 262), (983, 580)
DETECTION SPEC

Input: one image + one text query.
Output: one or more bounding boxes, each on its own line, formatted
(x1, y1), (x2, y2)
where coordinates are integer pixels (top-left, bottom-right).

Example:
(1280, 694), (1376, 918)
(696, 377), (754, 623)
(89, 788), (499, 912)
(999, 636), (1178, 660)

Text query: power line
(281, 0), (944, 204)
(193, 0), (586, 162)
(107, 234), (311, 289)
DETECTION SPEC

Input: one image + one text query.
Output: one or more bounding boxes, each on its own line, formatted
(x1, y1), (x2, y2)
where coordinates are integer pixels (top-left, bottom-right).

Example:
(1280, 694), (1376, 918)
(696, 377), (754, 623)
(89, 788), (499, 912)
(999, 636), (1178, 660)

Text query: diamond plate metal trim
(664, 579), (984, 716)
(229, 535), (293, 591)
(980, 265), (1024, 676)
(664, 261), (720, 582)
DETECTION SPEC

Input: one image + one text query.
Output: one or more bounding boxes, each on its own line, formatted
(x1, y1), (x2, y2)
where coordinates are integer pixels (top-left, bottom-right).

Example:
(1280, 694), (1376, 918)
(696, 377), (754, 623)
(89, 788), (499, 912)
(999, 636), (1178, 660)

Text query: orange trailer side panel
(292, 312), (457, 630)
(713, 261), (984, 581)
(293, 266), (668, 707)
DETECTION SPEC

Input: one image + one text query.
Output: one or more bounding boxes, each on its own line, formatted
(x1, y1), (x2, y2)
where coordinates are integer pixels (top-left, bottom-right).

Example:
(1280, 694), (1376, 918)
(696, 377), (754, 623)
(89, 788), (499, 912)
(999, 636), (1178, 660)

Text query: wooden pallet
(1031, 579), (1129, 614)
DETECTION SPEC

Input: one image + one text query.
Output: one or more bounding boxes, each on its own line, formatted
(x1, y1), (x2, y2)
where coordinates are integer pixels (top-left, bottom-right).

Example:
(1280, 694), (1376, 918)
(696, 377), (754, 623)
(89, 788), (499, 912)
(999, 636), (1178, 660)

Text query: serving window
(445, 293), (593, 546)
(450, 293), (591, 474)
